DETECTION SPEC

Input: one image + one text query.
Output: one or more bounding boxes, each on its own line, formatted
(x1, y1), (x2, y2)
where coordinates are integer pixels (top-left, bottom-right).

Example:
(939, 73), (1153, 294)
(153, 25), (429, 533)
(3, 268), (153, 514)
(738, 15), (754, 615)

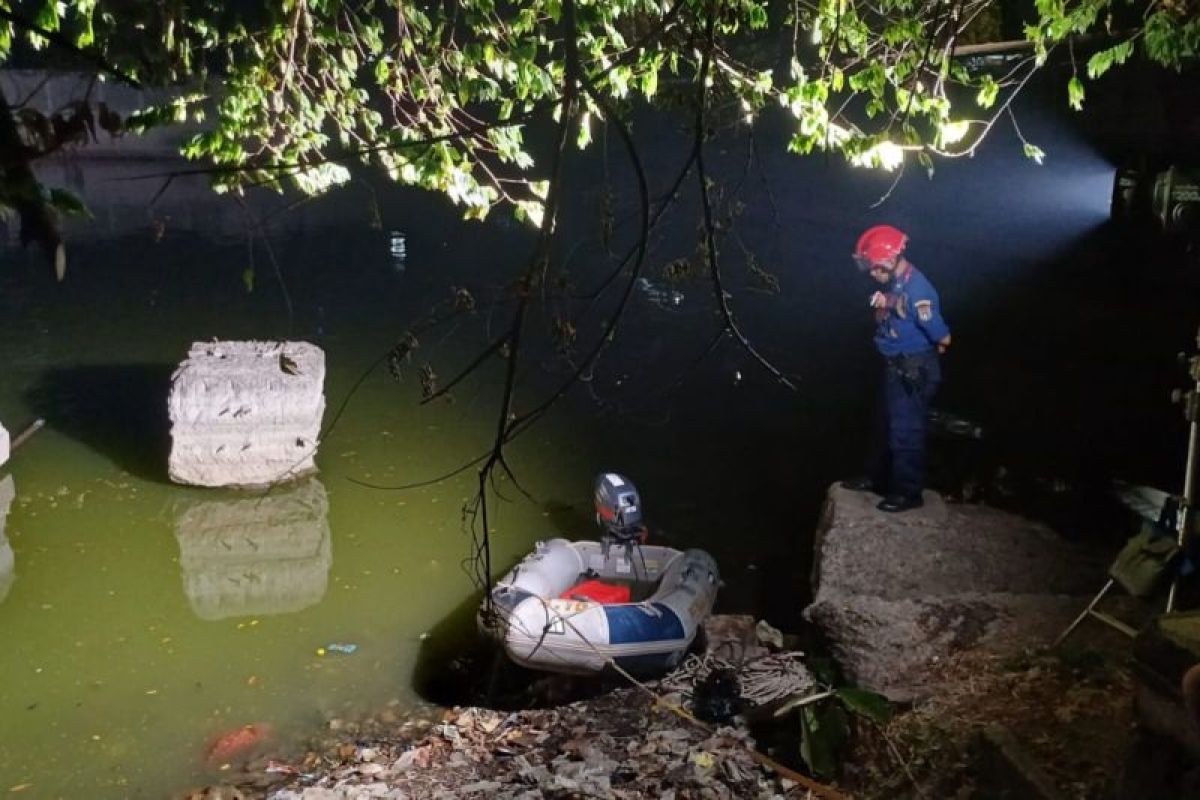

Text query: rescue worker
(842, 225), (951, 512)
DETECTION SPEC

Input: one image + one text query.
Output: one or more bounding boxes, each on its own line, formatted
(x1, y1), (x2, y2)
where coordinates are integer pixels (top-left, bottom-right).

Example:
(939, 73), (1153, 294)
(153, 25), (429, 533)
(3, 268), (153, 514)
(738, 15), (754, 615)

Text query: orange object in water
(206, 723), (272, 763)
(560, 579), (630, 604)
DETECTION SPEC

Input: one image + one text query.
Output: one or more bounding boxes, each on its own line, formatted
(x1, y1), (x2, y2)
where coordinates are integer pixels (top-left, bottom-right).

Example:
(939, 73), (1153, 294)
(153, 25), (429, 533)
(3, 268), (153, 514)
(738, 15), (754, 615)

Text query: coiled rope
(658, 651), (817, 706)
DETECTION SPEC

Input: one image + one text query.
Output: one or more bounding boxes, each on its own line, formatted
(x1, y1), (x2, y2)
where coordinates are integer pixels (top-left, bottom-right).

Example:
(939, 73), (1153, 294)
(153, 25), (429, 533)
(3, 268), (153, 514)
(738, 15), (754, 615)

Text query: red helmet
(854, 225), (908, 271)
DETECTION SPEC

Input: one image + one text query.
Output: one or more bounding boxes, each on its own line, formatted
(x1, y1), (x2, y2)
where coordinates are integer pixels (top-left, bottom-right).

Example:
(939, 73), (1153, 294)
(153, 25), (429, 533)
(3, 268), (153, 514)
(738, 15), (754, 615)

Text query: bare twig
(692, 5), (798, 392)
(878, 723), (933, 800)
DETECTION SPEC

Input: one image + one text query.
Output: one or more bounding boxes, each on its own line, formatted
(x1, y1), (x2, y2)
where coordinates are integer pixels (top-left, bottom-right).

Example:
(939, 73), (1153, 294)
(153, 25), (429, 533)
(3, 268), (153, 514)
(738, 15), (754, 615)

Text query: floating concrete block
(168, 340), (325, 487)
(174, 476), (331, 620)
(0, 421), (9, 468)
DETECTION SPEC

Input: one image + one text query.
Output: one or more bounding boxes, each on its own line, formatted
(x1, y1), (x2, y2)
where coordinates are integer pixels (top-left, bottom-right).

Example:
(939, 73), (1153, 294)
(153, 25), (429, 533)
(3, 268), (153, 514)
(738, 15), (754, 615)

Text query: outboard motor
(594, 472), (646, 558)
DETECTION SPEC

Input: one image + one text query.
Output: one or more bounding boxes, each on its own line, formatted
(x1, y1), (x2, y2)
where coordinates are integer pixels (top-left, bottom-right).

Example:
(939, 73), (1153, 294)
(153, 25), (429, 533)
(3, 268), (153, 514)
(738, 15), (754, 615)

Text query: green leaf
(836, 687), (894, 724)
(242, 267), (255, 293)
(576, 112), (592, 149)
(640, 64), (659, 98)
(975, 76), (999, 109)
(748, 3), (768, 29)
(1023, 143), (1046, 165)
(798, 702), (850, 779)
(1086, 41), (1134, 79)
(1067, 76), (1085, 110)
(47, 188), (91, 218)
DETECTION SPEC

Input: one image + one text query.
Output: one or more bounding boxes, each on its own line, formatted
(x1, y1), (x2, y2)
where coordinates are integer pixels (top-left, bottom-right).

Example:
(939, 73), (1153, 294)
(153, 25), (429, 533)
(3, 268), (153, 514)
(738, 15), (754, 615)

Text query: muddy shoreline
(182, 633), (1138, 800)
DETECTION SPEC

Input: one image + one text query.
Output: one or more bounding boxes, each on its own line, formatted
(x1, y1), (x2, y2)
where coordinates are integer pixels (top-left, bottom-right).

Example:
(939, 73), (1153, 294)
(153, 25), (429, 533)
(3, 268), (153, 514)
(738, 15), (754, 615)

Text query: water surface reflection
(0, 475), (14, 604)
(174, 478), (332, 620)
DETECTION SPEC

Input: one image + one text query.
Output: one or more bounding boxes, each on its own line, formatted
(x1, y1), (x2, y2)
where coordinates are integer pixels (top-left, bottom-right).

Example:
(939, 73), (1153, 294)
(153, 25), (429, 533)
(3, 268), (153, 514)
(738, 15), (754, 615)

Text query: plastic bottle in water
(389, 230), (407, 270)
(636, 277), (684, 310)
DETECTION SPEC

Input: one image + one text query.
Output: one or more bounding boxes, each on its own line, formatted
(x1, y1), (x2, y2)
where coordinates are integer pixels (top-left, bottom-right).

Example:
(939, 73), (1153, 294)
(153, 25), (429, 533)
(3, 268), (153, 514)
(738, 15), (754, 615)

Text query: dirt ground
(844, 642), (1137, 800)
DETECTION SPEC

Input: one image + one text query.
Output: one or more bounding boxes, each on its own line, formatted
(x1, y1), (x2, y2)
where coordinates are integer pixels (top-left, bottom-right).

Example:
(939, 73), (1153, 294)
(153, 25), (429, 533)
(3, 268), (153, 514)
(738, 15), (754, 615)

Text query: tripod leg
(1055, 579), (1115, 648)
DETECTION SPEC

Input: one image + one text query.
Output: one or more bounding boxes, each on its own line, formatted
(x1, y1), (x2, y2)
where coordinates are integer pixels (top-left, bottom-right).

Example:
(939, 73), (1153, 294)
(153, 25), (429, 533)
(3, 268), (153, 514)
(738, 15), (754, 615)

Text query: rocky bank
(804, 485), (1118, 702)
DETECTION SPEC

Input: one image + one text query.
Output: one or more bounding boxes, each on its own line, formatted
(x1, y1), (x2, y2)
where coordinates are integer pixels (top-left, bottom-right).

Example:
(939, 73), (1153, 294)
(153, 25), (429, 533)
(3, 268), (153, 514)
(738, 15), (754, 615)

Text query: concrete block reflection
(173, 477), (332, 620)
(1, 475), (15, 605)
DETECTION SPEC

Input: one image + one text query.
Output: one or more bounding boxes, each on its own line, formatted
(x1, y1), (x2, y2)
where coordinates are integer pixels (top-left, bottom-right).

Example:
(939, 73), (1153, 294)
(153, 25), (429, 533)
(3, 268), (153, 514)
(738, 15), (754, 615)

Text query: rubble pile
(190, 687), (814, 800)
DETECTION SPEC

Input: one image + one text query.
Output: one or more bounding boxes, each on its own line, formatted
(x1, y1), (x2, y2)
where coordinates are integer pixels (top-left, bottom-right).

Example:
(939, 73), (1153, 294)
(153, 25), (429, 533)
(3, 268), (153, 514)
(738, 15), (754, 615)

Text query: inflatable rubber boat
(480, 537), (720, 675)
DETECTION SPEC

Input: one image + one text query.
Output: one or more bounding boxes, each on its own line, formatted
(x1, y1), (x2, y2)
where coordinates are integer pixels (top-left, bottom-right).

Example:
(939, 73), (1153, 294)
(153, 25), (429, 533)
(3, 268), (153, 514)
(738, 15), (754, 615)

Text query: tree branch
(0, 8), (143, 88)
(693, 4), (798, 392)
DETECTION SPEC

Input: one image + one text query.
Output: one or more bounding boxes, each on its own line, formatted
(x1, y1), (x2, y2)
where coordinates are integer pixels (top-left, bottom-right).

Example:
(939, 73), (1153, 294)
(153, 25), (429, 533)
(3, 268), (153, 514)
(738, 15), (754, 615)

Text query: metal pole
(1056, 579), (1114, 647)
(1168, 326), (1200, 612)
(10, 418), (45, 452)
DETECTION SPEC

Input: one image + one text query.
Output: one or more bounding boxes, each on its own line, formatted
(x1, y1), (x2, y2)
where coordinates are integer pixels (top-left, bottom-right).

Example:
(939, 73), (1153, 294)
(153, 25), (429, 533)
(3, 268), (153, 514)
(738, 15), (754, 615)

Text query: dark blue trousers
(865, 349), (941, 499)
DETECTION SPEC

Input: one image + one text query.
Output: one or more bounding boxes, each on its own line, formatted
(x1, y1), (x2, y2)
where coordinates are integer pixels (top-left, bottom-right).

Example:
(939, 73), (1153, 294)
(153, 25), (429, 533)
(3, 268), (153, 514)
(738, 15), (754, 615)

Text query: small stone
(459, 780), (501, 793)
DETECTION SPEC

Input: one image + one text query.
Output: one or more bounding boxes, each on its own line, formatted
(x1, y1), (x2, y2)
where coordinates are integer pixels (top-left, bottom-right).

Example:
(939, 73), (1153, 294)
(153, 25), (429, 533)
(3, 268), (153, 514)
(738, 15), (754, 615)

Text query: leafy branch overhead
(1, 0), (1194, 230)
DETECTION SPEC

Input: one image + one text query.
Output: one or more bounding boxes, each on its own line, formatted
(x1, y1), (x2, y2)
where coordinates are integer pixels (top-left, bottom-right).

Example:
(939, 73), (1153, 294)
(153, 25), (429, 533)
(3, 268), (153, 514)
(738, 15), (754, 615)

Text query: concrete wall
(0, 70), (369, 241)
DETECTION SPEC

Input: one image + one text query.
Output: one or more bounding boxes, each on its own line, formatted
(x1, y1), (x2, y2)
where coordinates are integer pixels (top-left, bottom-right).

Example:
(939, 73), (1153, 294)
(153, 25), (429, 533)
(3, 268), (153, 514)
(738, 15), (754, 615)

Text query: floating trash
(324, 642), (358, 655)
(637, 277), (684, 310)
(389, 230), (407, 270)
(927, 410), (983, 439)
(205, 722), (272, 763)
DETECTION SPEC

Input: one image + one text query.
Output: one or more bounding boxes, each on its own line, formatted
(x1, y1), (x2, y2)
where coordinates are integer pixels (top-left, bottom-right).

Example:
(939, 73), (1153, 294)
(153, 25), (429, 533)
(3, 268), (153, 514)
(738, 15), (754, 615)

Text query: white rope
(657, 651), (817, 706)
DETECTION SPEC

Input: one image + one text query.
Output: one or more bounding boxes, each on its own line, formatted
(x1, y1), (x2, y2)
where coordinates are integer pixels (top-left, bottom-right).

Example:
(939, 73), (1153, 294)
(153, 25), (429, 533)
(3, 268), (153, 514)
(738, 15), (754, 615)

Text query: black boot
(877, 494), (923, 513)
(840, 477), (881, 492)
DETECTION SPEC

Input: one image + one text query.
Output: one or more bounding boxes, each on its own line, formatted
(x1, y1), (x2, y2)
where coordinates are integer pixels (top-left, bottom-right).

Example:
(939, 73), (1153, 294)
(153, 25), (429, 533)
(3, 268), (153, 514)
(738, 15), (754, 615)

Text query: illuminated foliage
(0, 0), (1195, 222)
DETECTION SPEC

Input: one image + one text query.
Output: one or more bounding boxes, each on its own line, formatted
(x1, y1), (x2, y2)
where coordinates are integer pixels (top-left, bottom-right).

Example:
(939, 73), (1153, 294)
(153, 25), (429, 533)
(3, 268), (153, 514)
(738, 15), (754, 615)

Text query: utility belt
(884, 349), (939, 394)
(884, 348), (937, 367)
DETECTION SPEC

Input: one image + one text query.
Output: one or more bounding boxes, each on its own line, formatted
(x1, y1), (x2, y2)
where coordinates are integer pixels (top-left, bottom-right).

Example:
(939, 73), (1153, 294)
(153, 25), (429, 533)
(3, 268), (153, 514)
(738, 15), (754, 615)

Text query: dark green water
(0, 223), (614, 797)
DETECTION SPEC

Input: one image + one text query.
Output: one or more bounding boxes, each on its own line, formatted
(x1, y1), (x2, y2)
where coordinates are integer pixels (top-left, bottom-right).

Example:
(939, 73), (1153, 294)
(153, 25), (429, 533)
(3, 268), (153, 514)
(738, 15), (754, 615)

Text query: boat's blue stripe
(604, 603), (685, 644)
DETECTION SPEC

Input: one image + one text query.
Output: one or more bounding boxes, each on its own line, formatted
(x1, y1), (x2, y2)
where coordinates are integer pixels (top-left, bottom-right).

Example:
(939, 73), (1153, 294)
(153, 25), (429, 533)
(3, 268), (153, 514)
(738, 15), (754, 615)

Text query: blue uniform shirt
(873, 263), (950, 357)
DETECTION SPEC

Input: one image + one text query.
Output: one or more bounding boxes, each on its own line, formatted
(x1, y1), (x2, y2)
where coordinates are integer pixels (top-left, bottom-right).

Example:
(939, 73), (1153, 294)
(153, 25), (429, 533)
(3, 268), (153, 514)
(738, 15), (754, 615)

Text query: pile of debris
(187, 685), (817, 800)
(182, 618), (833, 800)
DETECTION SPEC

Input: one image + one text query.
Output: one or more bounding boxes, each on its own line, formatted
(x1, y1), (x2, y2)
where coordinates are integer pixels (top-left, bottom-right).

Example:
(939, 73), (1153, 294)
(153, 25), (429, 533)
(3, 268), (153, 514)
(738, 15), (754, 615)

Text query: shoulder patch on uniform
(915, 299), (933, 322)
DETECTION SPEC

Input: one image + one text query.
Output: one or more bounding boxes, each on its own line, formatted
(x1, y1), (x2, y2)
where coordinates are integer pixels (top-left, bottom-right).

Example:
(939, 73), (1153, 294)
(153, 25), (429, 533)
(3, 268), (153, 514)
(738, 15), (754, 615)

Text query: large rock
(168, 340), (325, 487)
(804, 485), (1110, 701)
(174, 476), (332, 620)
